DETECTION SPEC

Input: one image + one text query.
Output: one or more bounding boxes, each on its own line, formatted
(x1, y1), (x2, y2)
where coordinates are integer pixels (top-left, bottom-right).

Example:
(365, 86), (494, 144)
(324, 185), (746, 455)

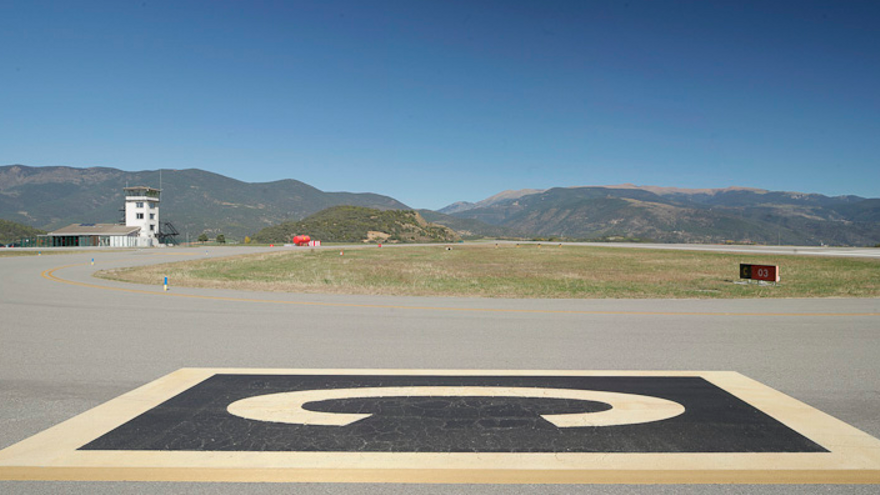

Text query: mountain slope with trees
(0, 219), (46, 245)
(252, 206), (460, 244)
(417, 209), (525, 239)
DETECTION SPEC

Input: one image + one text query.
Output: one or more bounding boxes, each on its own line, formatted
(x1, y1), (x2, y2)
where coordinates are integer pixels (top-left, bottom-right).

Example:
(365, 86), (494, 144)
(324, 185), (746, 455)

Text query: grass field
(95, 244), (880, 299)
(0, 249), (93, 257)
(0, 251), (38, 257)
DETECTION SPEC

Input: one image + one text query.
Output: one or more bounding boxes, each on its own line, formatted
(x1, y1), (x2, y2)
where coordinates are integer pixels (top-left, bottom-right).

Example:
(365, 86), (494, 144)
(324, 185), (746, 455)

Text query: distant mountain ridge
(442, 186), (880, 246)
(598, 184), (768, 196)
(440, 184), (865, 214)
(438, 189), (546, 215)
(0, 164), (409, 239)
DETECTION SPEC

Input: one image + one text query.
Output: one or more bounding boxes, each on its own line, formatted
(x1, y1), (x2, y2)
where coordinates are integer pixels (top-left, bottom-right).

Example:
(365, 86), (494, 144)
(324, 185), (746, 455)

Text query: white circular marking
(227, 386), (685, 428)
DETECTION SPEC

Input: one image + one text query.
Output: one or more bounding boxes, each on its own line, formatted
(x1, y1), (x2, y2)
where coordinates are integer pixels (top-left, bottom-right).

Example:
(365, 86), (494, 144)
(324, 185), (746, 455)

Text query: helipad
(2, 368), (879, 484)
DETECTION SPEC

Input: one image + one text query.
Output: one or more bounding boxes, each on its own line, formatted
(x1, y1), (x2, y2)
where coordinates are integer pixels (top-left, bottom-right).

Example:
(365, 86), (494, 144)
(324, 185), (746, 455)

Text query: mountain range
(440, 185), (880, 246)
(0, 165), (407, 240)
(2, 164), (879, 246)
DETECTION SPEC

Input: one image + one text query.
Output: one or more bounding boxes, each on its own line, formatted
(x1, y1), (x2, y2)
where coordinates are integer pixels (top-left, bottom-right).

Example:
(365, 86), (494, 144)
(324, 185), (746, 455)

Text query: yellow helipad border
(2, 368), (880, 484)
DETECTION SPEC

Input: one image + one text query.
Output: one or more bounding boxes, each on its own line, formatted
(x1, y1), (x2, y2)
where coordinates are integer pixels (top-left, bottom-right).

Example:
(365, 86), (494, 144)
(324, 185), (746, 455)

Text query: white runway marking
(227, 386), (687, 428)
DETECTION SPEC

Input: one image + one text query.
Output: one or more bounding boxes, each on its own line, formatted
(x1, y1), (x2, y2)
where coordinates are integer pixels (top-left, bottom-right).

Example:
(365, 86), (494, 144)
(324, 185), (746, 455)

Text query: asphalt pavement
(1, 245), (878, 493)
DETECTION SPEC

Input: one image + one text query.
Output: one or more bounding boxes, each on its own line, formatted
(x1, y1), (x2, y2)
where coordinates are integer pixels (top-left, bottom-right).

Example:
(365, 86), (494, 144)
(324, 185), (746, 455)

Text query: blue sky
(2, 0), (878, 209)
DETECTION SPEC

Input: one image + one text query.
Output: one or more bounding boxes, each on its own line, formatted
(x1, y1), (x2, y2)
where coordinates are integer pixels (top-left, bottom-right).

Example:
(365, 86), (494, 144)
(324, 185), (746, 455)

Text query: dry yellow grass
(96, 244), (880, 299)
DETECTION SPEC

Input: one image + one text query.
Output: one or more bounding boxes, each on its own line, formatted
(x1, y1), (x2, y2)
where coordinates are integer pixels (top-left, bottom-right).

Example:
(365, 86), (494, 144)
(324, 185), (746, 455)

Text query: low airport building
(44, 224), (141, 247)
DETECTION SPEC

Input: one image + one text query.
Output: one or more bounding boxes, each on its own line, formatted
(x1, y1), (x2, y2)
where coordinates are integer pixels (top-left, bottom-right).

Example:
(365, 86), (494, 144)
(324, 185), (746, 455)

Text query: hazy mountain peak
(437, 201), (476, 215)
(585, 184), (769, 196)
(479, 188), (547, 204)
(439, 188), (547, 214)
(0, 164), (123, 189)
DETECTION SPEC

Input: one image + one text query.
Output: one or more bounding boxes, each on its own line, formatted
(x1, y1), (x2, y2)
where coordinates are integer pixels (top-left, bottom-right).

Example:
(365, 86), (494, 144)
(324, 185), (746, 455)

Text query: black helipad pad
(2, 369), (880, 484)
(80, 374), (825, 453)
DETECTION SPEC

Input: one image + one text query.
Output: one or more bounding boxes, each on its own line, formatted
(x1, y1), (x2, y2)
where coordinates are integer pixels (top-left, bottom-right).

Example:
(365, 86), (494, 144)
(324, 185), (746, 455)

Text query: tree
(244, 236), (251, 244)
(198, 233), (208, 243)
(216, 234), (226, 244)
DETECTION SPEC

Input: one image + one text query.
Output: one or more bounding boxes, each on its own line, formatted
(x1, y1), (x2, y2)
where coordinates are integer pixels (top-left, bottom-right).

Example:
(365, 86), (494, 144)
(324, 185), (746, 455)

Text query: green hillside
(253, 206), (460, 244)
(0, 219), (45, 245)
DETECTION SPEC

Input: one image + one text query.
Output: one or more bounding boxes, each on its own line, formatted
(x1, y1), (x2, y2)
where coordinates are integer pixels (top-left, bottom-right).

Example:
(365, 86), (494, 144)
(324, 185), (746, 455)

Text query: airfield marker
(6, 368), (880, 484)
(91, 258), (95, 266)
(164, 276), (168, 292)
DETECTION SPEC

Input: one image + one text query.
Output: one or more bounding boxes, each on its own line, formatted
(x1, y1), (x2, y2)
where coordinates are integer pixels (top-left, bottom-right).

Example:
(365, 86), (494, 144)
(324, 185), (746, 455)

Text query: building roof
(123, 186), (161, 192)
(49, 224), (141, 236)
(124, 186), (161, 199)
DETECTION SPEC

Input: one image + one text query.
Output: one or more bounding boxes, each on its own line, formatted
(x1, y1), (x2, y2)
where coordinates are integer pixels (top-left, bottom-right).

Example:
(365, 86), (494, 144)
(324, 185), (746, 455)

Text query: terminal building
(44, 186), (164, 247)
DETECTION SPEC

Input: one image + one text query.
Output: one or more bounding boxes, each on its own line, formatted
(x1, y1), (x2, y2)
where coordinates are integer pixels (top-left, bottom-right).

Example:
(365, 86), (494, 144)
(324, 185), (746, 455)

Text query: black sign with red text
(740, 264), (779, 282)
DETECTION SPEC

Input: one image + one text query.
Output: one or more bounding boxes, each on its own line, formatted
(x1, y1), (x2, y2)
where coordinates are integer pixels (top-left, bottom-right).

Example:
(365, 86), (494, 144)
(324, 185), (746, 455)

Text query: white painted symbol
(227, 387), (686, 428)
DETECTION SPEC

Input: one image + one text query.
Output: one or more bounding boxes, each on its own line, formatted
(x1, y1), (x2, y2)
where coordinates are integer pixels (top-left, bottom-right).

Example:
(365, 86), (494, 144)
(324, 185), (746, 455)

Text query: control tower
(124, 186), (161, 247)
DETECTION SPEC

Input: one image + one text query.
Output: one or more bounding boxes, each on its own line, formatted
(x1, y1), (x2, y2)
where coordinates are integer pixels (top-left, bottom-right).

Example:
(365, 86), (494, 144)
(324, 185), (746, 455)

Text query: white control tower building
(124, 186), (161, 247)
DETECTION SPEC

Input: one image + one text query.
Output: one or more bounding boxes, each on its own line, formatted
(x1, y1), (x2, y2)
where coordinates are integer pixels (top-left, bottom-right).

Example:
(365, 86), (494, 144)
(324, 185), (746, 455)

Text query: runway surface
(1, 245), (878, 493)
